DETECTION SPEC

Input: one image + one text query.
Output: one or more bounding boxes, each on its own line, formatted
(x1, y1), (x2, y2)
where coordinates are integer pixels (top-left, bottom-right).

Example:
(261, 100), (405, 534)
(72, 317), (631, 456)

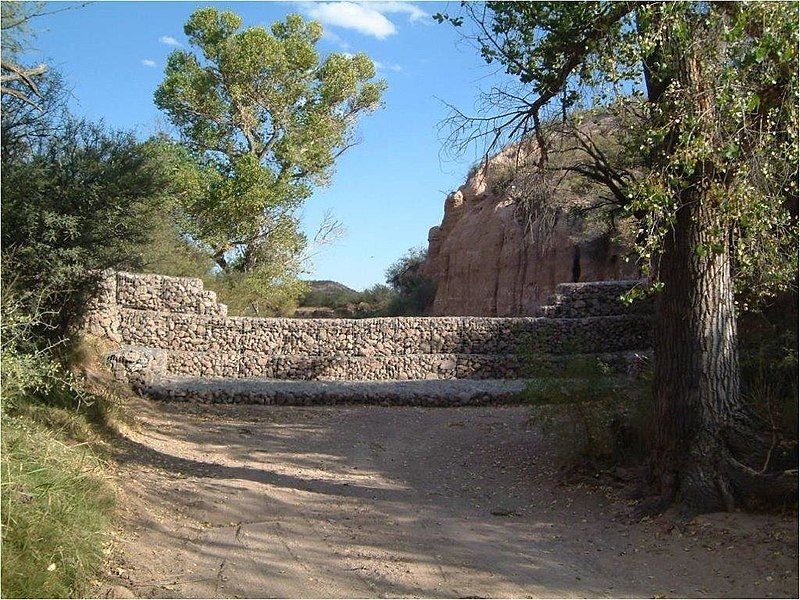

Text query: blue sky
(24, 1), (513, 290)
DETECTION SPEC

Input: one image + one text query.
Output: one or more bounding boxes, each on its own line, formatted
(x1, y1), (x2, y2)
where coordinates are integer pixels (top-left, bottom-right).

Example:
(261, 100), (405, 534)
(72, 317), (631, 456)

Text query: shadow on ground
(106, 399), (798, 599)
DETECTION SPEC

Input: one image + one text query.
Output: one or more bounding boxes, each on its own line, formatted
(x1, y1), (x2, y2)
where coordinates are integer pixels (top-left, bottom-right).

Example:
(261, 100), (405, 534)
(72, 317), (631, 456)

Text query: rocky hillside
(424, 115), (640, 316)
(304, 280), (358, 296)
(295, 280), (360, 318)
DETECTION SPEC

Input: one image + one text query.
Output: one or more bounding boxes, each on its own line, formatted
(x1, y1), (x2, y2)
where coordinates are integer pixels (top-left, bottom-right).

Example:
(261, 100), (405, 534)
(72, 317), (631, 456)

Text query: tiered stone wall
(536, 280), (653, 318)
(85, 271), (652, 384)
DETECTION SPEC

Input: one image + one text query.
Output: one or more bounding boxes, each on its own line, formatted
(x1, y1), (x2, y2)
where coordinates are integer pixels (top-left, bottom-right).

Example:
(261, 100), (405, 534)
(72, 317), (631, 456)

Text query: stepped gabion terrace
(84, 271), (652, 404)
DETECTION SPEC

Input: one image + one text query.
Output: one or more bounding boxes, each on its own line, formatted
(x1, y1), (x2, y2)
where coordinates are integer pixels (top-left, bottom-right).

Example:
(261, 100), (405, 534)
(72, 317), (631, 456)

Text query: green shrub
(353, 284), (396, 317)
(0, 286), (61, 407)
(1, 118), (172, 338)
(1, 283), (119, 421)
(386, 247), (436, 316)
(520, 356), (651, 464)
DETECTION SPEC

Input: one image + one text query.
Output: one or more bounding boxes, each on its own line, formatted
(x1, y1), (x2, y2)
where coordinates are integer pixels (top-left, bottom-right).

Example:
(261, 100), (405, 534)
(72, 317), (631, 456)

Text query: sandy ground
(102, 399), (798, 598)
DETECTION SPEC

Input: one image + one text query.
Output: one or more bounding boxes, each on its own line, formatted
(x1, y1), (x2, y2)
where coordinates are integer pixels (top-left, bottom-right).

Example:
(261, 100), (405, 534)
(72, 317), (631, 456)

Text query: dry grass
(1, 333), (128, 598)
(1, 412), (116, 598)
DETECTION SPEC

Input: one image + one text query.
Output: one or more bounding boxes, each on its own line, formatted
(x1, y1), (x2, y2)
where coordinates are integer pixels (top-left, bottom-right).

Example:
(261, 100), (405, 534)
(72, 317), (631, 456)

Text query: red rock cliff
(424, 128), (640, 317)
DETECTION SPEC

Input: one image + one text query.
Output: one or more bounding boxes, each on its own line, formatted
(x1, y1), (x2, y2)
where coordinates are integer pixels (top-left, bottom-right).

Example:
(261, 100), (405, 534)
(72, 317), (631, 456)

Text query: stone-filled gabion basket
(86, 271), (653, 391)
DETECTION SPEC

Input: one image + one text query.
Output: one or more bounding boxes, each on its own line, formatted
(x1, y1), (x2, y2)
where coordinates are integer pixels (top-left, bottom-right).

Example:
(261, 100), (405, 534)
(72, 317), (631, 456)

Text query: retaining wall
(84, 271), (652, 383)
(536, 280), (653, 318)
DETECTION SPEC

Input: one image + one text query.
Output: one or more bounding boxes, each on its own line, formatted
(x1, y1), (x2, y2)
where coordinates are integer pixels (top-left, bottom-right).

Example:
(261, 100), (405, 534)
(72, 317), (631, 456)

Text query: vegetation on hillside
(295, 248), (436, 317)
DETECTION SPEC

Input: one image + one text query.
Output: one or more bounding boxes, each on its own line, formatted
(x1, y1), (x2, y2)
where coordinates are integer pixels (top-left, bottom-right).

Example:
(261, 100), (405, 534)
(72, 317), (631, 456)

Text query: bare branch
(0, 84), (42, 109)
(1, 2), (91, 33)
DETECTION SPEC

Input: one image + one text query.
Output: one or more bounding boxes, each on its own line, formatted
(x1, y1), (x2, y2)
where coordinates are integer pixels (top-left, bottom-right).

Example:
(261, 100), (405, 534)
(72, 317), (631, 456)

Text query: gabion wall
(84, 271), (652, 383)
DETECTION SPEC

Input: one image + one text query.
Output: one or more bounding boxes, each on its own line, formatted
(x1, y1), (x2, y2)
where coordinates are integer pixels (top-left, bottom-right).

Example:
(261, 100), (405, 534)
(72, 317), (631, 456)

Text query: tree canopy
(155, 9), (386, 280)
(438, 2), (797, 304)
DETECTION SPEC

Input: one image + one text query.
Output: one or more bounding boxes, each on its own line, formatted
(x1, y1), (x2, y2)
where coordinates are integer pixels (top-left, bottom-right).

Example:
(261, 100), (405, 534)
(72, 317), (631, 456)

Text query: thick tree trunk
(651, 195), (747, 512)
(631, 6), (795, 514)
(643, 9), (779, 513)
(651, 195), (797, 512)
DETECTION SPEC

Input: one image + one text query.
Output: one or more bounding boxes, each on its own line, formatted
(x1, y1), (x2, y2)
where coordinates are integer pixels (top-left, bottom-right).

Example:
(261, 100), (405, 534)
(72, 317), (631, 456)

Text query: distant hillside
(299, 280), (360, 311)
(296, 279), (397, 318)
(304, 280), (358, 295)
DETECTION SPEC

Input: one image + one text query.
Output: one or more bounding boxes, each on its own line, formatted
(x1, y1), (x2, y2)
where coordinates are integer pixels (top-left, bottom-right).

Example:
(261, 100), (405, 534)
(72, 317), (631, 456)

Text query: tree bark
(646, 9), (797, 512)
(642, 11), (744, 511)
(652, 195), (745, 512)
(651, 195), (798, 512)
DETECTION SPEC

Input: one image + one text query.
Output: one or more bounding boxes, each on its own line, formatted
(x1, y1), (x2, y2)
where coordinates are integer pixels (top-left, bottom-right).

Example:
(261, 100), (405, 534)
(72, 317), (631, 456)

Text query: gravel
(140, 376), (532, 405)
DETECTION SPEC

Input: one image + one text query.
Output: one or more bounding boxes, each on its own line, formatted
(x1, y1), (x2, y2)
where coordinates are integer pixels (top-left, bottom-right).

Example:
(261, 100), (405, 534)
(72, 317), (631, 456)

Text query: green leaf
(154, 8), (385, 279)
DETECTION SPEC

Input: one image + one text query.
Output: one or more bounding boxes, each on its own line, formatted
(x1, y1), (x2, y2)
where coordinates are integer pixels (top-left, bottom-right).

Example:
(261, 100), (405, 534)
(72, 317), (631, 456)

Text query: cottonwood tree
(155, 9), (385, 311)
(437, 2), (798, 512)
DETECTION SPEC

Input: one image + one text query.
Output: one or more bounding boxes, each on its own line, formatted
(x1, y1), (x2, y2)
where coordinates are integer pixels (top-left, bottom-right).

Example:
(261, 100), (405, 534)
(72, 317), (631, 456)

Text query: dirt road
(104, 400), (798, 598)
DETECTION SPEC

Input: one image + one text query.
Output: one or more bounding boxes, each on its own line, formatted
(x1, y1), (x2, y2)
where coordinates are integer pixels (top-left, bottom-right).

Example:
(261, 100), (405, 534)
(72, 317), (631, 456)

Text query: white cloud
(304, 2), (396, 39)
(366, 1), (429, 23)
(159, 35), (181, 46)
(321, 29), (351, 50)
(373, 60), (403, 73)
(141, 59), (156, 67)
(302, 1), (428, 39)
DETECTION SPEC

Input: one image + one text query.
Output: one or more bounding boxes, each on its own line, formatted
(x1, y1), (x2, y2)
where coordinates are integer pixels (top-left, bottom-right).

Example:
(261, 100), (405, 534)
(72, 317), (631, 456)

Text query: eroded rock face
(424, 133), (640, 316)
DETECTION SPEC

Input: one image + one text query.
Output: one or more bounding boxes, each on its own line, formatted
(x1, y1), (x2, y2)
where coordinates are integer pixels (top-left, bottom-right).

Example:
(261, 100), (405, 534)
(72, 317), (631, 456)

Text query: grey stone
(82, 271), (654, 389)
